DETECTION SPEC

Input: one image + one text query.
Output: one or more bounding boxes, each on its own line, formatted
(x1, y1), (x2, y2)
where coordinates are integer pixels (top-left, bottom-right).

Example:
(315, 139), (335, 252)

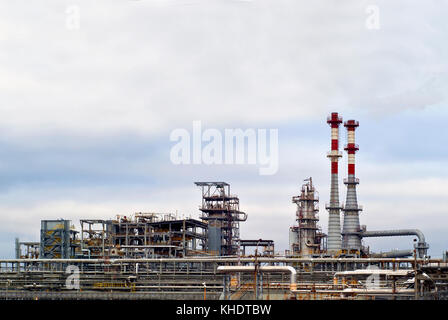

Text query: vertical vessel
(291, 178), (325, 256)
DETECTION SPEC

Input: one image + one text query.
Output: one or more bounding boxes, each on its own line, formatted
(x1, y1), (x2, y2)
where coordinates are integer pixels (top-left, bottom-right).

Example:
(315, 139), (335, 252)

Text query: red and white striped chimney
(326, 112), (343, 253)
(342, 120), (362, 252)
(345, 120), (359, 176)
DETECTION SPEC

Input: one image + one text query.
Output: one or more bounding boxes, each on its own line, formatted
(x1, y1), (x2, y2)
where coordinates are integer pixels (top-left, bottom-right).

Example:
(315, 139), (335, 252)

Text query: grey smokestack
(326, 112), (343, 253)
(342, 120), (362, 252)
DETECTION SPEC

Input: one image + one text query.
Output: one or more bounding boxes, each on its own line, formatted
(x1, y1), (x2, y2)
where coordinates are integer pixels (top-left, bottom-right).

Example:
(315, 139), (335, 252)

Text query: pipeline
(362, 229), (426, 243)
(369, 250), (414, 258)
(360, 229), (429, 258)
(0, 257), (436, 264)
(217, 265), (297, 290)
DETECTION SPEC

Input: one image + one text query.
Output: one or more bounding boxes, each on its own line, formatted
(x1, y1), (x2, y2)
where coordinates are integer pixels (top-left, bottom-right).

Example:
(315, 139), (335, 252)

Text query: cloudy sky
(0, 0), (447, 258)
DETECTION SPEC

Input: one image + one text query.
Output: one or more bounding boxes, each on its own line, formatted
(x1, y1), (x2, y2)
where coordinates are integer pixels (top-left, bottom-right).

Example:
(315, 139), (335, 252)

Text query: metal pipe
(260, 266), (297, 287)
(362, 229), (425, 243)
(360, 229), (429, 258)
(369, 250), (414, 258)
(0, 257), (437, 264)
(217, 265), (297, 290)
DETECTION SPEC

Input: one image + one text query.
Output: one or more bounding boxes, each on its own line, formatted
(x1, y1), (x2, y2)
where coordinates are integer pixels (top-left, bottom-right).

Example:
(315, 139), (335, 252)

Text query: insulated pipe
(361, 230), (425, 243)
(1, 257), (439, 264)
(360, 229), (429, 258)
(217, 265), (297, 290)
(369, 250), (414, 258)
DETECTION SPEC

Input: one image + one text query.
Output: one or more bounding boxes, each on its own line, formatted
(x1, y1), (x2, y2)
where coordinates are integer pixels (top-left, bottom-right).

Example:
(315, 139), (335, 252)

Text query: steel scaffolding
(195, 182), (248, 256)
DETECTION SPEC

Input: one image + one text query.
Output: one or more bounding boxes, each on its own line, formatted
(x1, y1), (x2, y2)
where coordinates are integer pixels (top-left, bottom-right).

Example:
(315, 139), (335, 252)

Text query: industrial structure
(73, 214), (208, 259)
(326, 112), (343, 254)
(0, 112), (444, 300)
(341, 119), (363, 254)
(79, 214), (208, 259)
(289, 178), (326, 256)
(39, 220), (79, 259)
(28, 183), (245, 260)
(15, 239), (39, 259)
(195, 182), (247, 256)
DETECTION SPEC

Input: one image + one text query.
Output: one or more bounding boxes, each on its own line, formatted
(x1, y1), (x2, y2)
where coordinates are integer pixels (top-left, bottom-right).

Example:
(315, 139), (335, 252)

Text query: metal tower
(195, 182), (247, 256)
(291, 178), (326, 256)
(342, 120), (363, 252)
(326, 112), (343, 253)
(40, 220), (79, 259)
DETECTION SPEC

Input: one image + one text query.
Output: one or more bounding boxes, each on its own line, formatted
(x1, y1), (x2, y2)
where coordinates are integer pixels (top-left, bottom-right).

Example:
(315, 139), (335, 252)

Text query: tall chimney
(342, 120), (362, 252)
(326, 112), (343, 253)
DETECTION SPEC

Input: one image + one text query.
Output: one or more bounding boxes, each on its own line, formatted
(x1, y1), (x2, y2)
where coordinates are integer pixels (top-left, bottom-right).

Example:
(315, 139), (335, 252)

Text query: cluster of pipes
(326, 112), (429, 258)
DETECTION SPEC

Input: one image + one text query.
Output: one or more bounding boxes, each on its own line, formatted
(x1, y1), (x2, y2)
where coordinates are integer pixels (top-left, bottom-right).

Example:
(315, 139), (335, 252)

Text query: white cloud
(0, 1), (446, 137)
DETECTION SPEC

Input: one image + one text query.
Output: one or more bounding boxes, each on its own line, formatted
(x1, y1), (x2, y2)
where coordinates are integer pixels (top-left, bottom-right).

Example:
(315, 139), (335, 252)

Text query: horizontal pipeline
(0, 257), (440, 264)
(217, 265), (297, 290)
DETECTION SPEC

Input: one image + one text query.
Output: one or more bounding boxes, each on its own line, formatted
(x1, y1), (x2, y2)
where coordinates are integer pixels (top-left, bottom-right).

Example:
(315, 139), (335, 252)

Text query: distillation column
(326, 112), (343, 253)
(292, 178), (323, 256)
(342, 120), (363, 252)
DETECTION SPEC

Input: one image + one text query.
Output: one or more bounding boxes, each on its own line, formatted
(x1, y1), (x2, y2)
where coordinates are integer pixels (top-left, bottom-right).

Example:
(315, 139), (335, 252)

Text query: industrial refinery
(1, 113), (447, 301)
